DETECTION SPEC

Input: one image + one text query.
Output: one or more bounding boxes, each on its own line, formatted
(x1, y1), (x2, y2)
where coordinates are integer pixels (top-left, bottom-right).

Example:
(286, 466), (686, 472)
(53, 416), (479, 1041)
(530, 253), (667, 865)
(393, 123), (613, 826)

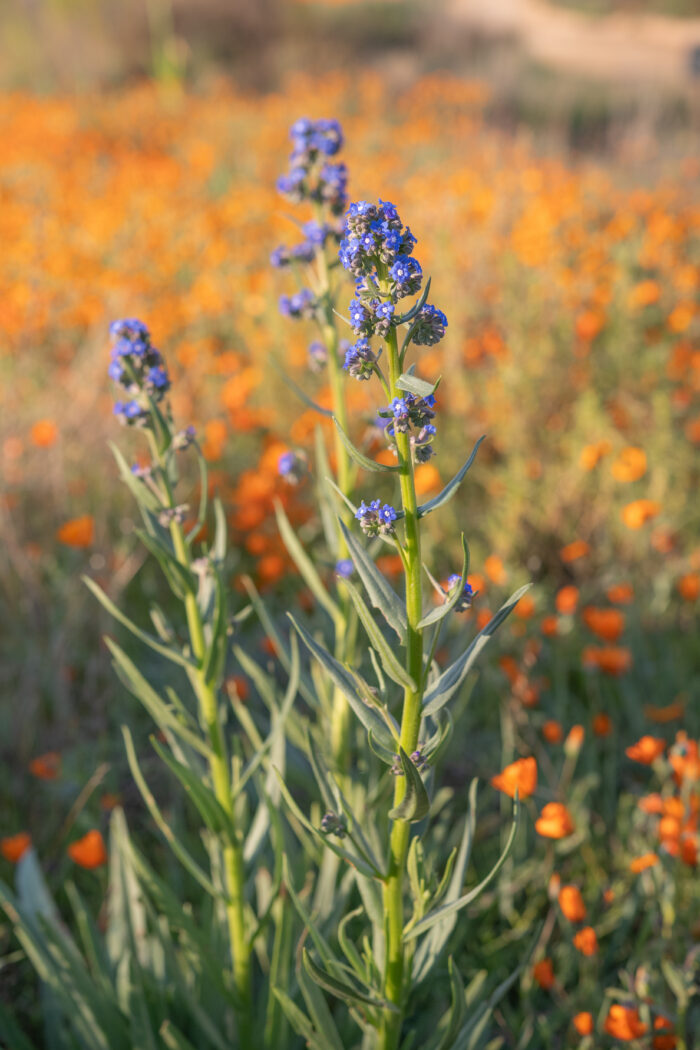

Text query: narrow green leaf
(333, 417), (399, 473)
(345, 580), (416, 691)
(105, 638), (211, 758)
(150, 737), (233, 841)
(212, 497), (227, 564)
(417, 437), (485, 519)
(185, 445), (209, 543)
(315, 426), (340, 556)
(418, 534), (470, 629)
(84, 576), (197, 671)
(395, 275), (432, 325)
(289, 615), (396, 749)
(303, 949), (394, 1011)
(275, 499), (341, 623)
(338, 520), (406, 642)
(274, 991), (326, 1050)
(134, 527), (195, 598)
(109, 442), (160, 512)
(405, 796), (520, 940)
(160, 1021), (198, 1050)
(423, 585), (531, 717)
(298, 958), (345, 1050)
(122, 726), (218, 898)
(432, 958), (466, 1050)
(389, 748), (431, 823)
(201, 566), (228, 687)
(396, 373), (439, 399)
(272, 360), (334, 418)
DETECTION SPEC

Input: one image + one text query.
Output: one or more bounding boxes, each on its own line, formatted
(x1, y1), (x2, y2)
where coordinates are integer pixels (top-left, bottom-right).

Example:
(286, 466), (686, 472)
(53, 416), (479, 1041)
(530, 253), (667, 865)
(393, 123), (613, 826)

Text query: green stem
(380, 323), (424, 1050)
(148, 432), (252, 1041)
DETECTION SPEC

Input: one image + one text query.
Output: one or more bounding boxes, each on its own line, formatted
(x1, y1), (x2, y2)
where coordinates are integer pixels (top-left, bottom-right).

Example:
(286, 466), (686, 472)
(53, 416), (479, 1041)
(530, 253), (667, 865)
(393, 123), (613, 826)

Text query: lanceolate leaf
(396, 373), (439, 399)
(338, 520), (407, 642)
(344, 580), (417, 692)
(134, 528), (195, 599)
(389, 748), (431, 823)
(298, 956), (345, 1050)
(150, 738), (234, 841)
(201, 566), (228, 688)
(417, 437), (485, 519)
(418, 534), (470, 629)
(405, 795), (520, 941)
(423, 584), (531, 717)
(431, 958), (466, 1050)
(333, 417), (399, 473)
(289, 615), (396, 750)
(395, 276), (432, 325)
(302, 949), (394, 1011)
(275, 499), (341, 623)
(110, 443), (160, 513)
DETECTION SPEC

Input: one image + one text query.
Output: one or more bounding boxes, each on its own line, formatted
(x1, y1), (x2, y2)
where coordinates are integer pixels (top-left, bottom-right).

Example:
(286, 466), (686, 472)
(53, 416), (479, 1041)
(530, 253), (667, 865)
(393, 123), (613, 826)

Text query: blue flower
(335, 559), (354, 578)
(343, 338), (376, 380)
(447, 575), (475, 612)
(411, 304), (448, 346)
(355, 498), (398, 537)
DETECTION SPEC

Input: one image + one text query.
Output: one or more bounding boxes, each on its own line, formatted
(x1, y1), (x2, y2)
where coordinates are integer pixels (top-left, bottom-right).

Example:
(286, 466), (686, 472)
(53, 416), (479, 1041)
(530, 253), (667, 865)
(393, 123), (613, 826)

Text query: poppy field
(0, 67), (699, 1050)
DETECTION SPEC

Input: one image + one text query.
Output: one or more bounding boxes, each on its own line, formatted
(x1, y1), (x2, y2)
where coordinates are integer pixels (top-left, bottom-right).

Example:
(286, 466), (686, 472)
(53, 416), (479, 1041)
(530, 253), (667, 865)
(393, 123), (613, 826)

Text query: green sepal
(333, 416), (399, 473)
(344, 579), (417, 691)
(405, 794), (520, 940)
(418, 534), (470, 629)
(275, 498), (341, 623)
(417, 437), (485, 518)
(423, 584), (531, 717)
(338, 520), (407, 642)
(389, 748), (431, 823)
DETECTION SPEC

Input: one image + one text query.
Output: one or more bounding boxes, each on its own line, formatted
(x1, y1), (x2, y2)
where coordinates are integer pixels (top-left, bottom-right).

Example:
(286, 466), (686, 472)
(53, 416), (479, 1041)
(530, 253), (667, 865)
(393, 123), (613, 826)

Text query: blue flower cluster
(278, 288), (318, 321)
(338, 199), (447, 347)
(380, 393), (437, 462)
(278, 450), (307, 485)
(447, 574), (476, 612)
(109, 319), (170, 426)
(355, 499), (398, 538)
(343, 337), (378, 380)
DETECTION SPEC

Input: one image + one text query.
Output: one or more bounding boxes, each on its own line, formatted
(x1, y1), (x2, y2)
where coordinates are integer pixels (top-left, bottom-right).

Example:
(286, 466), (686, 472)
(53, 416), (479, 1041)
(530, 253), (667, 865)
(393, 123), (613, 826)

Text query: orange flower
(555, 585), (579, 614)
(541, 615), (558, 637)
(414, 463), (441, 495)
(621, 499), (661, 530)
(30, 419), (59, 448)
(607, 582), (634, 604)
(677, 573), (699, 601)
(560, 540), (590, 563)
(638, 793), (664, 814)
(484, 554), (507, 585)
(535, 802), (575, 839)
(593, 713), (612, 737)
(653, 1016), (677, 1050)
(491, 757), (537, 799)
(629, 852), (659, 873)
(575, 309), (605, 342)
(573, 1012), (594, 1036)
(582, 646), (632, 675)
(670, 732), (700, 783)
(542, 720), (564, 744)
(514, 593), (535, 620)
(226, 674), (250, 702)
(611, 447), (647, 483)
(603, 1005), (647, 1040)
(573, 926), (598, 956)
(579, 439), (611, 471)
(533, 958), (555, 989)
(582, 607), (625, 643)
(67, 830), (107, 870)
(558, 884), (586, 922)
(376, 555), (404, 577)
(1, 832), (32, 863)
(565, 725), (585, 753)
(57, 514), (95, 548)
(626, 736), (666, 764)
(29, 751), (61, 780)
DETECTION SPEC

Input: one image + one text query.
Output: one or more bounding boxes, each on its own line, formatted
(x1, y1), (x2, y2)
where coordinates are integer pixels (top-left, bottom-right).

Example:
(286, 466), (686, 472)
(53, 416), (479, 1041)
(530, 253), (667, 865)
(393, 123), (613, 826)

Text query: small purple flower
(343, 338), (376, 380)
(335, 559), (354, 578)
(308, 340), (328, 373)
(278, 450), (307, 485)
(355, 499), (398, 537)
(411, 304), (448, 346)
(447, 575), (475, 612)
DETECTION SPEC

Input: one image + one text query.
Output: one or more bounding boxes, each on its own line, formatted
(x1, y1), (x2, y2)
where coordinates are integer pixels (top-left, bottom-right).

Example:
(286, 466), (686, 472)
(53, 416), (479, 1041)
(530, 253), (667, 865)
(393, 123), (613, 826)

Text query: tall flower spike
(108, 318), (170, 426)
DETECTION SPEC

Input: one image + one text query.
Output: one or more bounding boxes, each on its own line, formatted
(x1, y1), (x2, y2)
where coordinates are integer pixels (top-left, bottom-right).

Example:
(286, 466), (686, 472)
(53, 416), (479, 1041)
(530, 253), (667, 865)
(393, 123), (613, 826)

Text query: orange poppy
(652, 1016), (677, 1050)
(57, 515), (95, 548)
(1, 832), (32, 863)
(579, 439), (611, 471)
(625, 736), (666, 764)
(670, 732), (700, 783)
(514, 593), (535, 620)
(30, 419), (59, 448)
(414, 463), (441, 495)
(677, 573), (699, 601)
(67, 830), (107, 870)
(535, 802), (575, 839)
(573, 926), (598, 956)
(565, 725), (585, 752)
(611, 447), (647, 482)
(555, 585), (579, 614)
(484, 554), (507, 585)
(491, 757), (537, 799)
(644, 701), (685, 723)
(629, 852), (659, 873)
(638, 793), (664, 814)
(560, 540), (590, 563)
(607, 582), (634, 604)
(582, 646), (632, 675)
(29, 751), (61, 780)
(540, 615), (559, 637)
(573, 1012), (594, 1036)
(582, 607), (625, 643)
(592, 713), (612, 737)
(621, 499), (661, 530)
(558, 885), (586, 922)
(603, 1005), (647, 1040)
(542, 720), (564, 744)
(533, 958), (555, 989)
